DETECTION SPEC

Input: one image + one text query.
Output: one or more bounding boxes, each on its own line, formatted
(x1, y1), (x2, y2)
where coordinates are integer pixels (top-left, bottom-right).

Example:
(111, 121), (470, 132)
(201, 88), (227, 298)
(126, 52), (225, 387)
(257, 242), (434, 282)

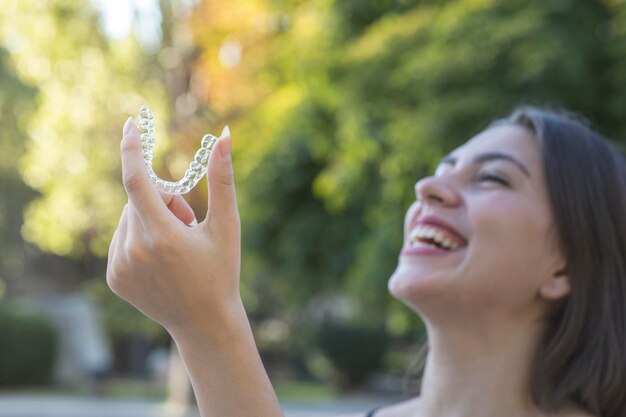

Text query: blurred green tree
(2, 0), (625, 355)
(0, 0), (175, 361)
(0, 46), (38, 297)
(0, 0), (167, 261)
(188, 0), (626, 339)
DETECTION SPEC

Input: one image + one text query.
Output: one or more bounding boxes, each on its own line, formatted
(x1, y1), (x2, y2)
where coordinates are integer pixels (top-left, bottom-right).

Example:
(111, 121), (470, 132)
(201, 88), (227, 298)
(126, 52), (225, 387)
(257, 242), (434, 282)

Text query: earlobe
(539, 274), (571, 300)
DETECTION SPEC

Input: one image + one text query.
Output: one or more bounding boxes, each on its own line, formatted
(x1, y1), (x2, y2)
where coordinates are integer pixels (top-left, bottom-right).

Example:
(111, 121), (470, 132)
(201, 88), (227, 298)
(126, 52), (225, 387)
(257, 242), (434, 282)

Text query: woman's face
(388, 124), (568, 321)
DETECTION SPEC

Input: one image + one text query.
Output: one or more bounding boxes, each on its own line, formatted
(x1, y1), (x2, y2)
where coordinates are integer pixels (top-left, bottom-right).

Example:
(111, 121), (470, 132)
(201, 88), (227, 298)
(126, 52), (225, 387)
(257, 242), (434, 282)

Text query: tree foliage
(0, 0), (168, 258)
(1, 0), (626, 340)
(189, 0), (626, 332)
(0, 46), (37, 291)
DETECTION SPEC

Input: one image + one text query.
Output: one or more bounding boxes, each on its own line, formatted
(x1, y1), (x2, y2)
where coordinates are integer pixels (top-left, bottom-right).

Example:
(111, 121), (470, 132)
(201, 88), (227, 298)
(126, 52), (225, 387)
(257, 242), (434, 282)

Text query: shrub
(315, 321), (389, 389)
(0, 303), (57, 386)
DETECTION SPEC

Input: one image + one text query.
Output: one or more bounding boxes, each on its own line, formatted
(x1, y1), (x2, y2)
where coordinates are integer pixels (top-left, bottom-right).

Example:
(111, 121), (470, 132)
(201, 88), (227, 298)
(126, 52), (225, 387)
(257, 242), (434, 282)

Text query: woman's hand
(106, 118), (241, 339)
(107, 119), (284, 417)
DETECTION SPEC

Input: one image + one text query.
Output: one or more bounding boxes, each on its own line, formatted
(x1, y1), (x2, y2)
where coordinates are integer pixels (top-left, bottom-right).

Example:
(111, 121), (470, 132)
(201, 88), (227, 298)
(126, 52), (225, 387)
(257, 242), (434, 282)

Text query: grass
(274, 380), (339, 402)
(0, 378), (167, 400)
(101, 378), (167, 399)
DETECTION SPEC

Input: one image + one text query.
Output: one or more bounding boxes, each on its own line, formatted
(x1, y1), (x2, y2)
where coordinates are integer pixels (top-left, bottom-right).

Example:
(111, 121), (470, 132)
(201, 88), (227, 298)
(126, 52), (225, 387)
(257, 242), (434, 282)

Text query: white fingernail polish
(221, 125), (230, 138)
(123, 117), (133, 136)
(189, 218), (198, 227)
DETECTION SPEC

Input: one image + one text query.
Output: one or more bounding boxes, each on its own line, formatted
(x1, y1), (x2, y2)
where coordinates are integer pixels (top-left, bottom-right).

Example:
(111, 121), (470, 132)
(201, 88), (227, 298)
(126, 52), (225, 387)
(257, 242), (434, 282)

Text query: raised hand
(106, 117), (241, 338)
(107, 118), (283, 417)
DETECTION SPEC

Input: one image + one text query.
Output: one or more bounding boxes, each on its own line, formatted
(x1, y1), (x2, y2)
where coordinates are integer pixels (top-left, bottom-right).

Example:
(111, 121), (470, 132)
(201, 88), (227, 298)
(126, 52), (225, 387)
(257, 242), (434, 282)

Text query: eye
(434, 164), (453, 177)
(477, 172), (509, 186)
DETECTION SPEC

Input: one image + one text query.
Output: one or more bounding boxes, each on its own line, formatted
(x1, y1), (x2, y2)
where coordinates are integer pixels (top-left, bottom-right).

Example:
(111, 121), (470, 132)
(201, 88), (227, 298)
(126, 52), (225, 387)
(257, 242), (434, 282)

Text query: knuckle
(230, 212), (241, 229)
(127, 241), (149, 264)
(123, 174), (144, 193)
(209, 211), (241, 238)
(120, 135), (140, 154)
(217, 168), (235, 186)
(149, 231), (175, 253)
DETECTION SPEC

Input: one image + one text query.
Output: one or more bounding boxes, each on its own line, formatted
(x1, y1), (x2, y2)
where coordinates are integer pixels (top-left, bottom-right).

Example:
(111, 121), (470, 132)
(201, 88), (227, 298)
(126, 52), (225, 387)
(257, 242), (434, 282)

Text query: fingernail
(123, 117), (133, 136)
(221, 125), (230, 139)
(188, 218), (198, 227)
(219, 125), (231, 161)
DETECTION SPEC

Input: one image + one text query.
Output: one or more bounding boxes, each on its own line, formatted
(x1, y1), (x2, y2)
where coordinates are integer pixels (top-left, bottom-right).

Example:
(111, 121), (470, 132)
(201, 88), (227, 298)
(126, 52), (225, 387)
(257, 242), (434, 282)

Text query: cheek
(463, 198), (554, 306)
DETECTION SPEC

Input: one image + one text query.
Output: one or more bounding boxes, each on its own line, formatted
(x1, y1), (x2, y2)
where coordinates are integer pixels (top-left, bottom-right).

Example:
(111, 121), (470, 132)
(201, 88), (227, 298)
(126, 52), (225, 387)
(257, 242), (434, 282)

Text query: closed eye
(478, 173), (509, 186)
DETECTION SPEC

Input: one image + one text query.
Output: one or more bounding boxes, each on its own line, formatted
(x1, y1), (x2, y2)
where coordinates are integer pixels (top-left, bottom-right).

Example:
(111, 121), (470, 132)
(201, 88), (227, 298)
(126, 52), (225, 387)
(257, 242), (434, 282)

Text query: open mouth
(409, 225), (466, 251)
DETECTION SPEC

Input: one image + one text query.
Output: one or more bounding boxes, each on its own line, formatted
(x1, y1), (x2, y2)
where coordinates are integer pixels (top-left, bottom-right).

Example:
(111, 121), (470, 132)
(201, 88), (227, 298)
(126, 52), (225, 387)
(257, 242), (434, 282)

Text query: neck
(416, 316), (545, 417)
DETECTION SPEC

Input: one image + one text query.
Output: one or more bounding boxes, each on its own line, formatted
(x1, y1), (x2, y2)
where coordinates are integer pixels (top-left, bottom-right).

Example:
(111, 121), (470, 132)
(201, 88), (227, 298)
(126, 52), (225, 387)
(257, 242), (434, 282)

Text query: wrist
(165, 298), (283, 417)
(167, 298), (251, 348)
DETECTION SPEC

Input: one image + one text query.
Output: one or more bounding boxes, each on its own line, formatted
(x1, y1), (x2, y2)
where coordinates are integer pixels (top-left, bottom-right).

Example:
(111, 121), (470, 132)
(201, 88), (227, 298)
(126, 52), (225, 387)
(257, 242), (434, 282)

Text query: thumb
(206, 126), (239, 230)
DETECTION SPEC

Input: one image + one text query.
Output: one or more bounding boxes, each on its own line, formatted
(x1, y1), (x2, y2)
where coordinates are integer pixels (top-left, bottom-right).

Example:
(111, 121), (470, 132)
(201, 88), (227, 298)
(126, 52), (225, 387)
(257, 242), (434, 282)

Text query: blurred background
(1, 0), (626, 416)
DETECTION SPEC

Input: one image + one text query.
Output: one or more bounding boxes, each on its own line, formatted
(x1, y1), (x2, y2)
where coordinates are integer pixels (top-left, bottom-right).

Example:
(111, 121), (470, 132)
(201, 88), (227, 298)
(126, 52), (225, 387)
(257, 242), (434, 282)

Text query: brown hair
(492, 107), (626, 417)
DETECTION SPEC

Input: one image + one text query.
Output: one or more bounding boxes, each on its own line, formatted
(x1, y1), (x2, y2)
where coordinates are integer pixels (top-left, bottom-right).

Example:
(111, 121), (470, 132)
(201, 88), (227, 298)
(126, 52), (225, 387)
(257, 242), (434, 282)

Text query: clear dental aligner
(137, 105), (218, 195)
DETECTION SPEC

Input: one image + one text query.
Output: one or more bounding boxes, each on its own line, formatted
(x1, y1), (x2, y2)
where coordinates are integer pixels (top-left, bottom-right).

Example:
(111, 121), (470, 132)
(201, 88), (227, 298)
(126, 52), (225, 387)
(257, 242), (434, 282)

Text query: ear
(538, 267), (571, 300)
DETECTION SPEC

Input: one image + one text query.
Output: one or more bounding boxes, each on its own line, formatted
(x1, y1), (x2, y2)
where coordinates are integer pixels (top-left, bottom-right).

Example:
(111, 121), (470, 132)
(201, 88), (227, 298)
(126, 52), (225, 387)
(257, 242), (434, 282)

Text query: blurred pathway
(0, 393), (403, 417)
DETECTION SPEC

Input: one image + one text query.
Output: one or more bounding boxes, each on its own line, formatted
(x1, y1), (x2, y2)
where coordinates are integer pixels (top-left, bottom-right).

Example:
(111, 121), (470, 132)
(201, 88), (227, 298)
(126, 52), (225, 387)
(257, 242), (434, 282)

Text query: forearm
(170, 302), (284, 417)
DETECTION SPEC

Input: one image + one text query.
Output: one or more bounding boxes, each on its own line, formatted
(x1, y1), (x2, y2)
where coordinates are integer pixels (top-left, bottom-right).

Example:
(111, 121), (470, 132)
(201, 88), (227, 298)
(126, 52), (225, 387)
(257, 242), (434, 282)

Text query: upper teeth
(410, 226), (462, 250)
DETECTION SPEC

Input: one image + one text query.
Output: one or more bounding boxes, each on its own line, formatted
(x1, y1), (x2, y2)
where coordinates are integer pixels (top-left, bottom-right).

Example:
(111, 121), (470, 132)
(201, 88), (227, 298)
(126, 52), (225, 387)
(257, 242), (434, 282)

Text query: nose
(415, 175), (461, 206)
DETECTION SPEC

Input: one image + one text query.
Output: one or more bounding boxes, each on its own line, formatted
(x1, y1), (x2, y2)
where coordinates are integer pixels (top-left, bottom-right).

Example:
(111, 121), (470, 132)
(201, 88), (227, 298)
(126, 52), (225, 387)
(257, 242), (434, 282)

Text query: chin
(388, 262), (449, 312)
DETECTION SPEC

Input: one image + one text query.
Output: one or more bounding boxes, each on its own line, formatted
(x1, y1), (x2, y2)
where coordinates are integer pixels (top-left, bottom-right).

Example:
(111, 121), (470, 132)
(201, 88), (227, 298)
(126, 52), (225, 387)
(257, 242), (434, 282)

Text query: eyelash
(477, 172), (509, 186)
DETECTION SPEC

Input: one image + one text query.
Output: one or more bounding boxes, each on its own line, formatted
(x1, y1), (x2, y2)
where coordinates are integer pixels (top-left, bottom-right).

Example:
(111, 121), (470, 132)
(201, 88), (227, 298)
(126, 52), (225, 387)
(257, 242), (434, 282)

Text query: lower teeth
(412, 241), (444, 249)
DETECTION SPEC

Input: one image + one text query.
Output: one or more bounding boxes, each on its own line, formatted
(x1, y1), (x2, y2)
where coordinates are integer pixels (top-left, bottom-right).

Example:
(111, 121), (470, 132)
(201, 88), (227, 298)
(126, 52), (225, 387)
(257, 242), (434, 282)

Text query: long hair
(491, 107), (626, 417)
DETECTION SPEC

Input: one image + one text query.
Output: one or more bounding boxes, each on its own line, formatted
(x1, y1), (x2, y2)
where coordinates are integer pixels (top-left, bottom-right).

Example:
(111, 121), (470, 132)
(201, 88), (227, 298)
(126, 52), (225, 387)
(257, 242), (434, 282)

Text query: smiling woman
(387, 107), (626, 417)
(106, 107), (626, 417)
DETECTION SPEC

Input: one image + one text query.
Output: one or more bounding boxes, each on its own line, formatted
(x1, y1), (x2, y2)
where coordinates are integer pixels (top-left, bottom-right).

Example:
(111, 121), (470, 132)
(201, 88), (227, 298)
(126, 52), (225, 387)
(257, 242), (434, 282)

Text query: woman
(107, 107), (626, 417)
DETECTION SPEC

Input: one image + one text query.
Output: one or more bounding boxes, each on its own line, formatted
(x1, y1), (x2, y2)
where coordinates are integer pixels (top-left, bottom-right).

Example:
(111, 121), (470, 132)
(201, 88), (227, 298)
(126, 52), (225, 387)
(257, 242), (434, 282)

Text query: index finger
(120, 117), (170, 229)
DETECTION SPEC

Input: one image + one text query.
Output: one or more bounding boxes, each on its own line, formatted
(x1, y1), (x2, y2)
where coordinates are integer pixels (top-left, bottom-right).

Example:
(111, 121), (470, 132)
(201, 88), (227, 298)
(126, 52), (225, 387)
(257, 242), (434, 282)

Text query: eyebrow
(438, 151), (531, 178)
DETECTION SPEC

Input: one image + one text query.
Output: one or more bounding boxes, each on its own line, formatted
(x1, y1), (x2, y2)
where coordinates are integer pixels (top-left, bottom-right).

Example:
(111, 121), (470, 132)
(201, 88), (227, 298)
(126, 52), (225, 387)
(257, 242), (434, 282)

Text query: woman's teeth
(409, 226), (462, 250)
